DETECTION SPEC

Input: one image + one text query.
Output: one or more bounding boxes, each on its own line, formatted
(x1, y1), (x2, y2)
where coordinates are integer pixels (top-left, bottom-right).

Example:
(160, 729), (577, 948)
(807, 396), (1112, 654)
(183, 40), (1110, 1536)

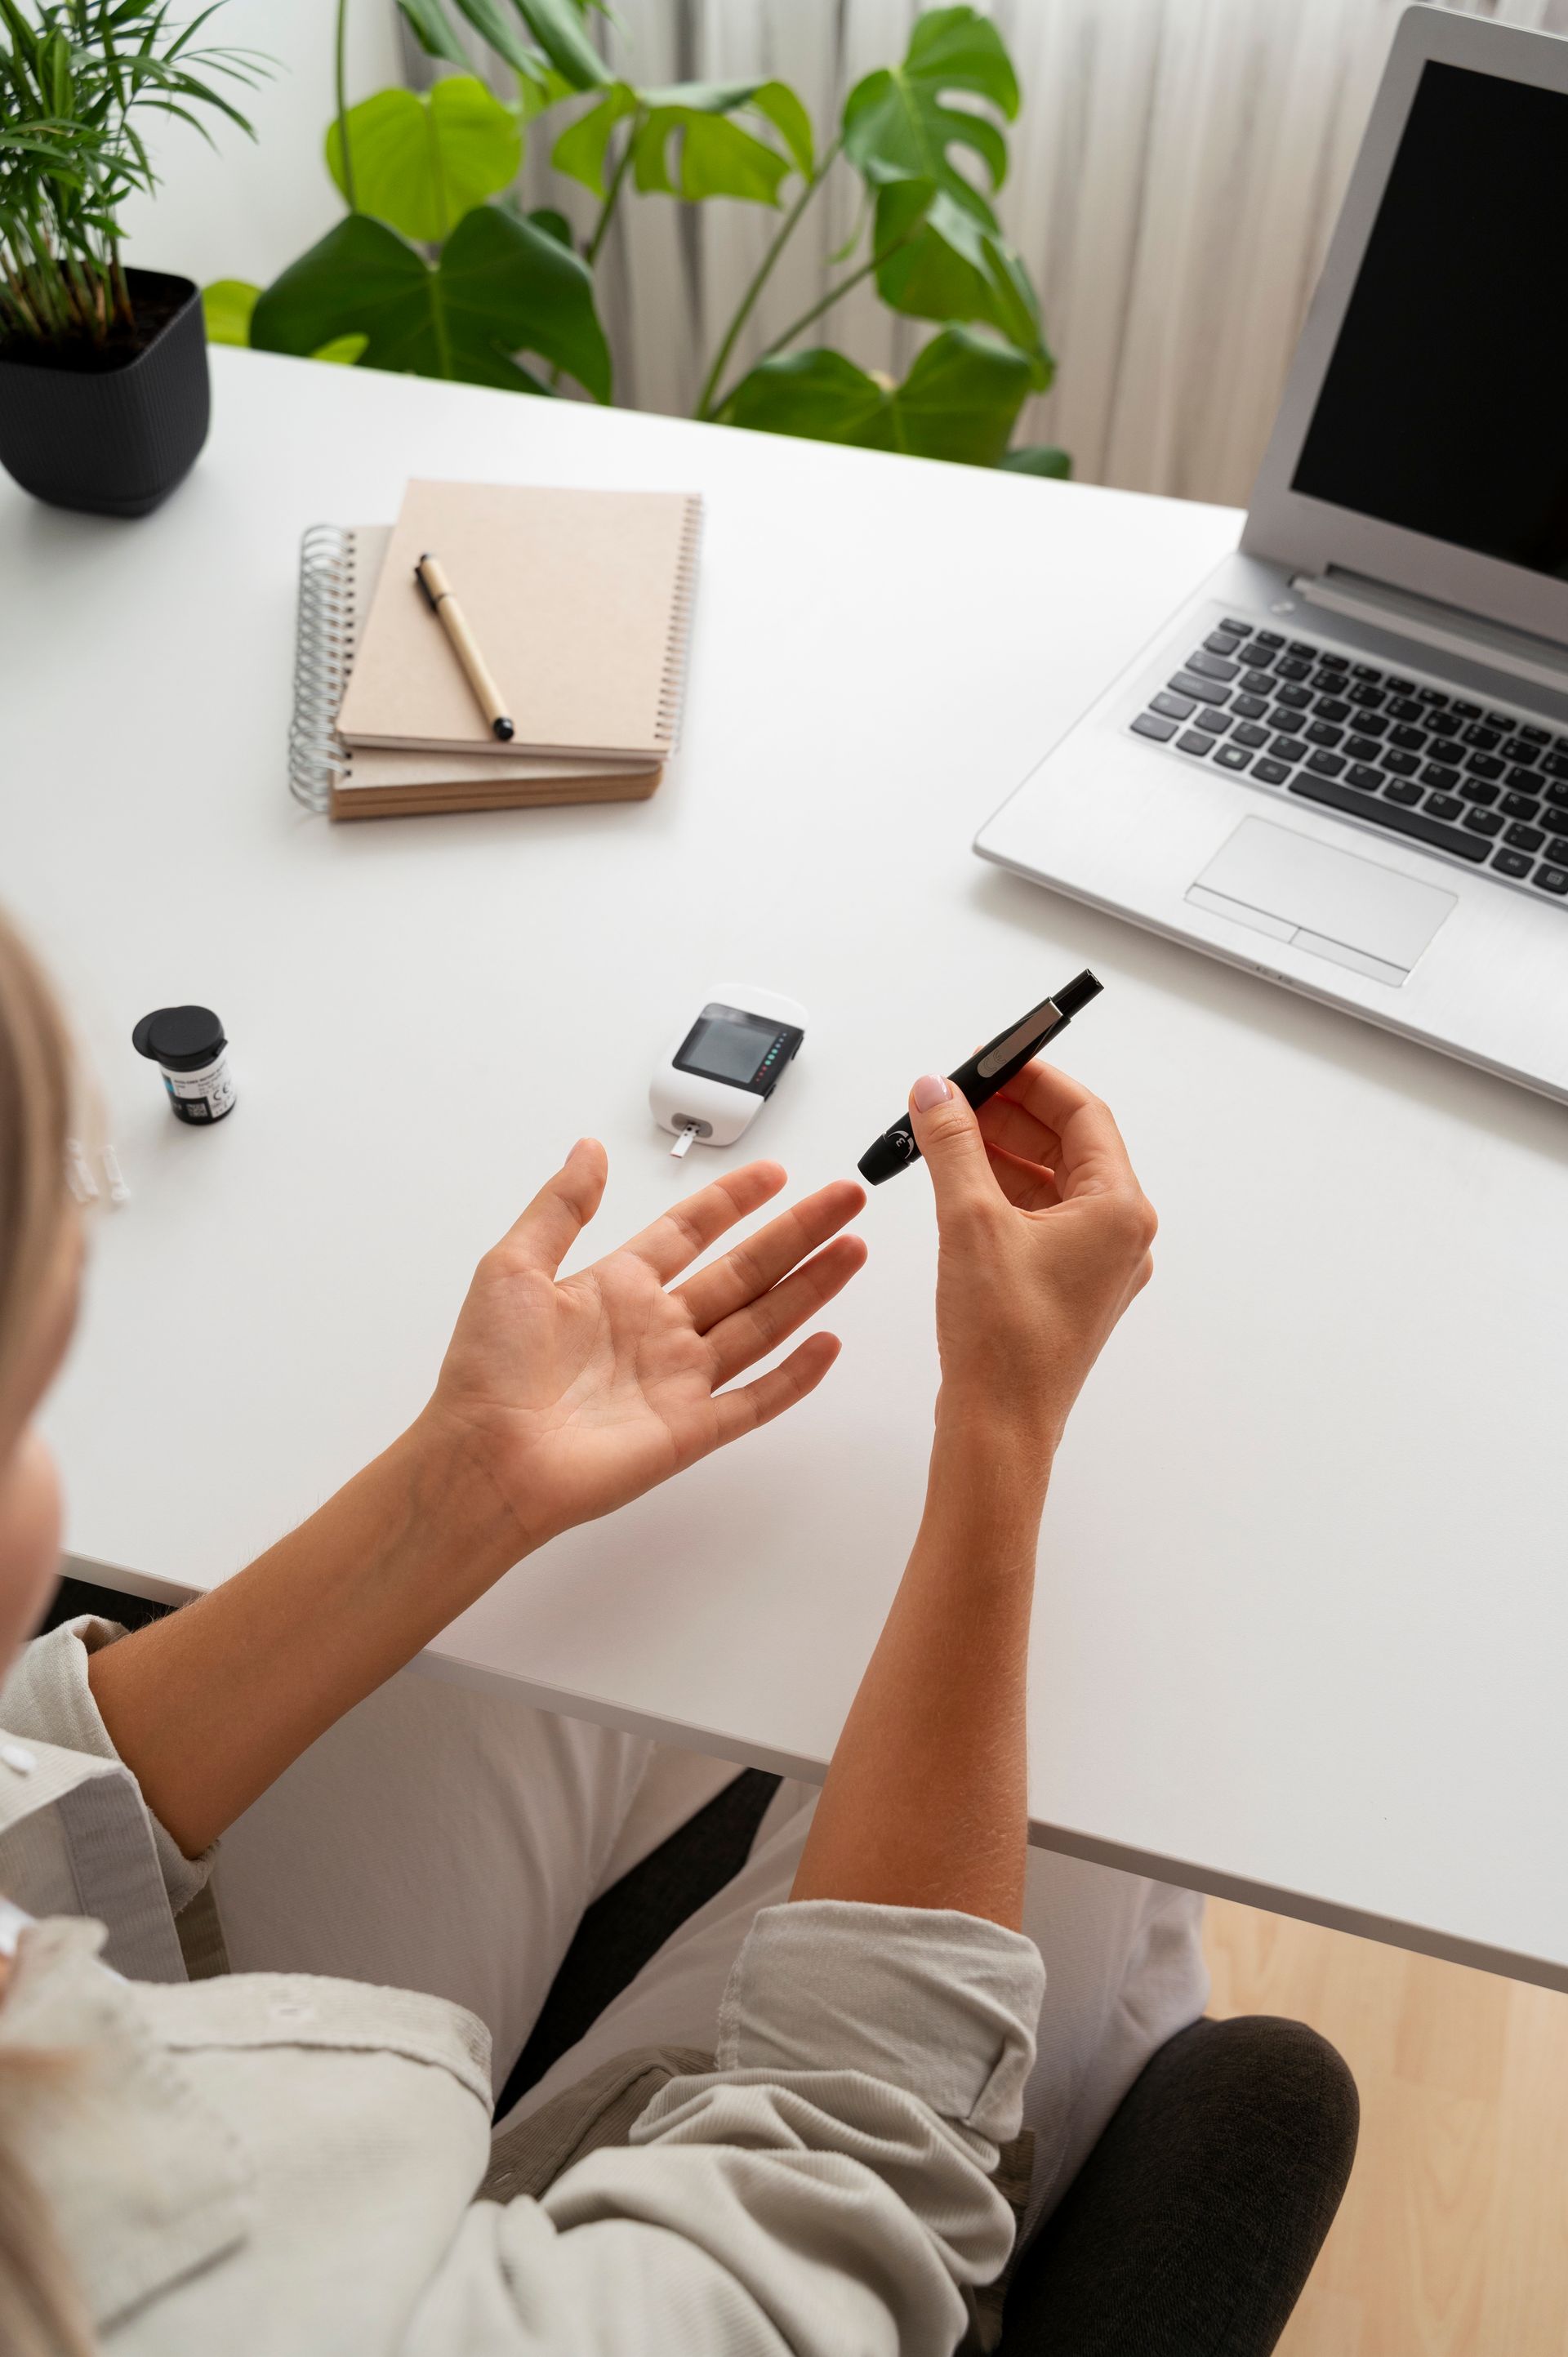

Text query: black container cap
(131, 1005), (225, 1072)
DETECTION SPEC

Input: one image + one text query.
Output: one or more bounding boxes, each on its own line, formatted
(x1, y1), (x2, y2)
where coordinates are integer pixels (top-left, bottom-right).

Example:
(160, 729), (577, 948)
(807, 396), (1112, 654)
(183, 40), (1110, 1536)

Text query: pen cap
(1052, 969), (1102, 1020)
(858, 1137), (903, 1187)
(858, 1125), (920, 1187)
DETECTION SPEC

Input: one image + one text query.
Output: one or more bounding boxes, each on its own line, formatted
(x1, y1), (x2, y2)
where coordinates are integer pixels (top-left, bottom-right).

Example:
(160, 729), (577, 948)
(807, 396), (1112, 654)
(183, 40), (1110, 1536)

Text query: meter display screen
(674, 1004), (803, 1097)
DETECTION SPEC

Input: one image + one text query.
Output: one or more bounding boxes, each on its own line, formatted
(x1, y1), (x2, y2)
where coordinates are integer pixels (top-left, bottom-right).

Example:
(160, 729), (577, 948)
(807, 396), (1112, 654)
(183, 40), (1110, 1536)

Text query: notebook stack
(290, 479), (702, 821)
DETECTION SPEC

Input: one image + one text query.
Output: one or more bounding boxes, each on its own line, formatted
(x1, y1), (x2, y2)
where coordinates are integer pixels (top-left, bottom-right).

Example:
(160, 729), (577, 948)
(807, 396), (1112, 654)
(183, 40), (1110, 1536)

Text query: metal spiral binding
(289, 524), (357, 813)
(655, 495), (704, 753)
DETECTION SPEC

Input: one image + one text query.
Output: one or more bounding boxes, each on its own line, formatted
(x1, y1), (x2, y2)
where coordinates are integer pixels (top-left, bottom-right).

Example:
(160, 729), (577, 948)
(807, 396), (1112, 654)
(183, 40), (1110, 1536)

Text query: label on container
(162, 1052), (235, 1123)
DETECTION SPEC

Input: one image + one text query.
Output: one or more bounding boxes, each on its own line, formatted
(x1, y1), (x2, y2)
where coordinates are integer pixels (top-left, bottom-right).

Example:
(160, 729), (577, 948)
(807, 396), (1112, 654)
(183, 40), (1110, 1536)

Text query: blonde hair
(0, 914), (74, 1437)
(0, 910), (97, 2356)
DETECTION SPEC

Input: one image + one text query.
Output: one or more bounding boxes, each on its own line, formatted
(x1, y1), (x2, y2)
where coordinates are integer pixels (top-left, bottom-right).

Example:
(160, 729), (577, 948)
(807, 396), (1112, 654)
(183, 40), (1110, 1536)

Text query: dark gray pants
(999, 2013), (1358, 2356)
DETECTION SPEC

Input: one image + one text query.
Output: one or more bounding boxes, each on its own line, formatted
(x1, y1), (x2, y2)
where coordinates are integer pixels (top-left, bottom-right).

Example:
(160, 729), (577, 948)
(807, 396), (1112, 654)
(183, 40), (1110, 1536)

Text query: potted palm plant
(0, 0), (265, 517)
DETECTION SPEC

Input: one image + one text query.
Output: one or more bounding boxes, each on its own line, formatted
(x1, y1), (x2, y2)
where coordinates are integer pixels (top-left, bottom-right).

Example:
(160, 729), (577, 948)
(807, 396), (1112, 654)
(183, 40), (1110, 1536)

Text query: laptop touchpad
(1186, 817), (1456, 987)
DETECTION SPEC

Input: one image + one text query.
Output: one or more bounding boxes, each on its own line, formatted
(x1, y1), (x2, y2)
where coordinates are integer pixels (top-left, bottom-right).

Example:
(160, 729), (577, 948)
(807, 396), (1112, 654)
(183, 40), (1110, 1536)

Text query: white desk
(7, 349), (1567, 1992)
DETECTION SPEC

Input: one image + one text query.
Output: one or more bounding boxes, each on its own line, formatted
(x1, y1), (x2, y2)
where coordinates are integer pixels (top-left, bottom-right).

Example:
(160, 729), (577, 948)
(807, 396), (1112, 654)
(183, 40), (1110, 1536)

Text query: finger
(906, 1076), (1000, 1221)
(710, 1331), (842, 1447)
(983, 1140), (1060, 1213)
(676, 1178), (866, 1332)
(497, 1138), (608, 1275)
(617, 1160), (786, 1284)
(978, 1088), (1062, 1170)
(991, 1062), (1140, 1203)
(987, 1058), (1094, 1140)
(706, 1233), (867, 1383)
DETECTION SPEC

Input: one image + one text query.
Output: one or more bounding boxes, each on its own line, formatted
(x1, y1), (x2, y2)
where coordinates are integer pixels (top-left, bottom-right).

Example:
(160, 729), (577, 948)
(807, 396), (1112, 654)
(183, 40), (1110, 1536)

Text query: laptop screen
(1292, 60), (1568, 582)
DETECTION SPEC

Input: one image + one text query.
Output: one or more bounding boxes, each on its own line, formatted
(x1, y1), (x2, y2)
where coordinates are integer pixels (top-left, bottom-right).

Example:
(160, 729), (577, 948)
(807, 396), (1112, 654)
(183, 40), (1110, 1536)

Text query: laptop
(976, 6), (1568, 1102)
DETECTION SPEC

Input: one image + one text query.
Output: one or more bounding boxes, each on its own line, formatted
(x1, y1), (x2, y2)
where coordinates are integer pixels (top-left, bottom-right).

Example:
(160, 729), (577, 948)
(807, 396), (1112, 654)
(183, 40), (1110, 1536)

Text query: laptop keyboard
(1129, 619), (1568, 903)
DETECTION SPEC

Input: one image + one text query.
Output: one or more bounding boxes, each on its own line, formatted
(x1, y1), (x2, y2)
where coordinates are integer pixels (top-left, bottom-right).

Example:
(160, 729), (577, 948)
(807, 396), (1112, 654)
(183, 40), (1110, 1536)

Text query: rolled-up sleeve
(0, 1617), (213, 1918)
(408, 1902), (1045, 2357)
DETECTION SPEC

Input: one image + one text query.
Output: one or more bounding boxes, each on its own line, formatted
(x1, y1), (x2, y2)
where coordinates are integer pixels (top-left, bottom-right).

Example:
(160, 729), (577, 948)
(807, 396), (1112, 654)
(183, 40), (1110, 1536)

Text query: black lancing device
(857, 969), (1103, 1185)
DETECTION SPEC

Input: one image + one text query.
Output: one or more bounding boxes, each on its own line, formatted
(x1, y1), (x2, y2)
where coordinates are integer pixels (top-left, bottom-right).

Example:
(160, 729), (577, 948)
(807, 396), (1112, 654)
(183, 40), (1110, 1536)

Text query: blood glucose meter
(651, 984), (807, 1156)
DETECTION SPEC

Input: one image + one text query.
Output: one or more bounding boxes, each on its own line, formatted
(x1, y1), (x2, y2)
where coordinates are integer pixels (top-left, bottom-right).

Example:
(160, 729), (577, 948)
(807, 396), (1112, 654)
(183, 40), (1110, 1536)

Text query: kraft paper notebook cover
(289, 525), (662, 820)
(335, 479), (702, 761)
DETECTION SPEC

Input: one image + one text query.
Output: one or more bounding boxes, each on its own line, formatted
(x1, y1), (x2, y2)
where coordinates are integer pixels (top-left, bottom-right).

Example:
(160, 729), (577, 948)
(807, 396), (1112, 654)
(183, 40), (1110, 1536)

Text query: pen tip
(492, 718), (515, 742)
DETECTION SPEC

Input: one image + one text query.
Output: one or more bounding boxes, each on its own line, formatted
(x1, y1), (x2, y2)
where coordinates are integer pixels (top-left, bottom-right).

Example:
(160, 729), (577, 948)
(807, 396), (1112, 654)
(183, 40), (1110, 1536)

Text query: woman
(0, 907), (1200, 2353)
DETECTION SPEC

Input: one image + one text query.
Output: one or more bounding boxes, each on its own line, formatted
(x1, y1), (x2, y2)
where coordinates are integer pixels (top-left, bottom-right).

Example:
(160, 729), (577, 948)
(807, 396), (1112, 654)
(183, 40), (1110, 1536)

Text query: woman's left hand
(420, 1142), (866, 1557)
(85, 1144), (864, 1856)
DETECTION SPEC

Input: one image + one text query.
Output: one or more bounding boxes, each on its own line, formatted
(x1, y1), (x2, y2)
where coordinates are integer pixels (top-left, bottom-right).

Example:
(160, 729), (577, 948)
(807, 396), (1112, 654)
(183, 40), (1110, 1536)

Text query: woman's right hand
(791, 1062), (1154, 1921)
(906, 1059), (1157, 1478)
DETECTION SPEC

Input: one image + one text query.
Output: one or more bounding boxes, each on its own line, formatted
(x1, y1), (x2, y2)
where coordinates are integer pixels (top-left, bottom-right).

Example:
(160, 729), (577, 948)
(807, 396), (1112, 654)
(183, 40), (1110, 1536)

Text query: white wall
(117, 0), (403, 289)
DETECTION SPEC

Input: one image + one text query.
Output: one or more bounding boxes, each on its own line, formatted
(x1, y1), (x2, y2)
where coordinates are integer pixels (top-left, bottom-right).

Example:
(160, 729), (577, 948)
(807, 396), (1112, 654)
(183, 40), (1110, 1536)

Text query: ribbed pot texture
(0, 269), (210, 519)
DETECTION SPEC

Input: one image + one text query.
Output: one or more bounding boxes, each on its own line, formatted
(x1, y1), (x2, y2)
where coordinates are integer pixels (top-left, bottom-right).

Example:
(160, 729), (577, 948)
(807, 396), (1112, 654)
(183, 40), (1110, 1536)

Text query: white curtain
(417, 0), (1568, 505)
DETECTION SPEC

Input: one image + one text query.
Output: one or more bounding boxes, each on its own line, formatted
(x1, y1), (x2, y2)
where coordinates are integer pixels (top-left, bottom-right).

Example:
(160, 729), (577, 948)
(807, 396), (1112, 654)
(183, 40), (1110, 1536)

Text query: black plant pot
(0, 268), (210, 519)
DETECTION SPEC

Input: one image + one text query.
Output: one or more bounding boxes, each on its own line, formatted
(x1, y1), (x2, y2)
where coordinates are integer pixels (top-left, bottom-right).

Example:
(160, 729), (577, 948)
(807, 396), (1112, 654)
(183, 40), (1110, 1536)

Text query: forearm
(791, 1414), (1048, 1928)
(86, 1412), (523, 1856)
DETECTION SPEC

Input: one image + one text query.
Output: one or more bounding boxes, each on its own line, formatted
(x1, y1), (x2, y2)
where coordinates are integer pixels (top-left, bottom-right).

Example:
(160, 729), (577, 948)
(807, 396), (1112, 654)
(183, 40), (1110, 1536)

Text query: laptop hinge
(1290, 568), (1568, 698)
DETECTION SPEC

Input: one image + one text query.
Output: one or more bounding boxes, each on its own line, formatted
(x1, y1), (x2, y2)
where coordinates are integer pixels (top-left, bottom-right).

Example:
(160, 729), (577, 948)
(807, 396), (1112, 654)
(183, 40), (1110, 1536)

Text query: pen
(857, 969), (1103, 1185)
(413, 552), (515, 742)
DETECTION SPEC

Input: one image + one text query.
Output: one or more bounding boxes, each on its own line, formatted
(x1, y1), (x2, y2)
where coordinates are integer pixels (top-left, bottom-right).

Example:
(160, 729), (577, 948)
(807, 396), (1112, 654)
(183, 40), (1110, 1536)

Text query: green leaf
(550, 78), (635, 197)
(516, 58), (575, 121)
(842, 4), (1018, 230)
(630, 78), (812, 201)
(902, 4), (1020, 112)
(550, 77), (811, 206)
(454, 0), (608, 89)
(250, 205), (612, 399)
(750, 82), (813, 177)
(724, 347), (889, 446)
(872, 182), (1050, 385)
(527, 204), (572, 246)
(47, 27), (70, 116)
(999, 443), (1072, 479)
(395, 0), (470, 69)
(634, 108), (786, 204)
(202, 275), (257, 345)
(311, 331), (370, 365)
(514, 0), (608, 87)
(327, 78), (523, 243)
(721, 325), (1033, 467)
(828, 189), (870, 265)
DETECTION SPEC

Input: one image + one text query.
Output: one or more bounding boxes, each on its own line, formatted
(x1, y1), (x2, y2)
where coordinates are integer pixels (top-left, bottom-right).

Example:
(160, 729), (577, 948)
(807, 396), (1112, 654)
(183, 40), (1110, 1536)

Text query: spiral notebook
(290, 527), (664, 819)
(336, 479), (702, 761)
(290, 486), (701, 819)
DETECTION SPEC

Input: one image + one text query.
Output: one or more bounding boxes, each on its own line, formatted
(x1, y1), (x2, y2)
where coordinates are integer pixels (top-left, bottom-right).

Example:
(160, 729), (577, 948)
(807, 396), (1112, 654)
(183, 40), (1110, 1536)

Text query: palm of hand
(438, 1248), (732, 1543)
(425, 1143), (867, 1558)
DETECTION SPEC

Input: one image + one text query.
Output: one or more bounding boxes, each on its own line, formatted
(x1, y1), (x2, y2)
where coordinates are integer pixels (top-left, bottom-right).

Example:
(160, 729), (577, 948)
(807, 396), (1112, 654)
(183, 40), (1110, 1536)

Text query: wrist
(386, 1409), (540, 1600)
(932, 1392), (1058, 1490)
(925, 1410), (1053, 1554)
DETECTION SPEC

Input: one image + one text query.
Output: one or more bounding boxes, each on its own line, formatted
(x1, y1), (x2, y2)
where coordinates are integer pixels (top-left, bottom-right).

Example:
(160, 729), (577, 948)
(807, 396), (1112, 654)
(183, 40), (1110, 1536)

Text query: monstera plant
(208, 0), (1069, 475)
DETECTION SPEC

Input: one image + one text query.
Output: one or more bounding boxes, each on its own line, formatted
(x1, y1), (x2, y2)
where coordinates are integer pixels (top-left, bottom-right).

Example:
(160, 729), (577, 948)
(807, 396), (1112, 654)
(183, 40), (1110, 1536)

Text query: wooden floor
(1203, 1900), (1568, 2355)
